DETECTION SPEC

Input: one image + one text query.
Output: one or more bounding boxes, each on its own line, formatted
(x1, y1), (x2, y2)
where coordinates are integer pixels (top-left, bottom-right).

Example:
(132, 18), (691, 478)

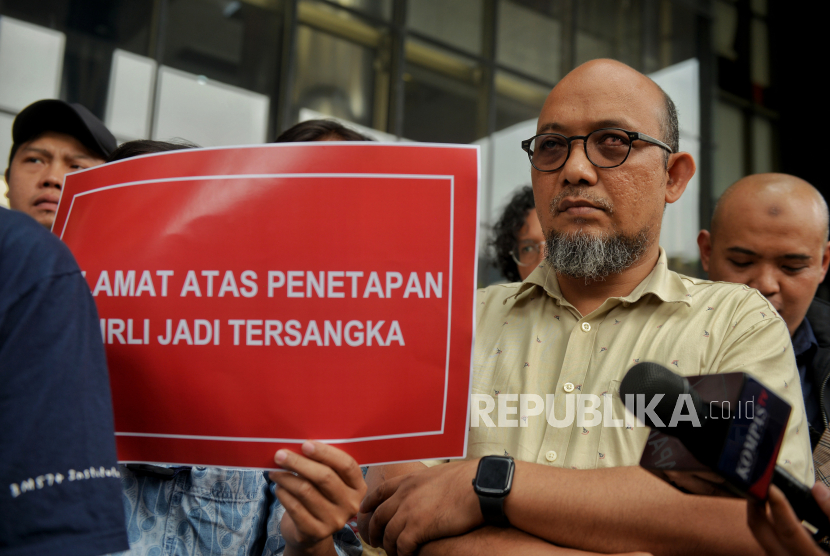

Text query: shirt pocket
(595, 380), (650, 468)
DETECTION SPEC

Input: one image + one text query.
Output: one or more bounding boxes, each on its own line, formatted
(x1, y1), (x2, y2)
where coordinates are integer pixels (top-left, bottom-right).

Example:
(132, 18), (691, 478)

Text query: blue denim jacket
(109, 466), (362, 556)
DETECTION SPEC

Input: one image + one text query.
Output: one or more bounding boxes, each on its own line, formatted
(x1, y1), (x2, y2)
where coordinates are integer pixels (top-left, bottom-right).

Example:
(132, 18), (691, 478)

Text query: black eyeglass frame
(520, 127), (674, 172)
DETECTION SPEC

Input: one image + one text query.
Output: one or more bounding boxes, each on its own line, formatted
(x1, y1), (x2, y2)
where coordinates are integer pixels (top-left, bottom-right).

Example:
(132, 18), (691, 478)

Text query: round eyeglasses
(510, 241), (545, 267)
(521, 127), (673, 172)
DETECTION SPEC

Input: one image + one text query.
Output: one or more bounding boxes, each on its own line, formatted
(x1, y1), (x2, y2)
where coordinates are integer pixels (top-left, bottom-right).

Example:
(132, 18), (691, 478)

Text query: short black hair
(490, 185), (536, 282)
(656, 84), (679, 163)
(275, 119), (374, 143)
(107, 139), (200, 162)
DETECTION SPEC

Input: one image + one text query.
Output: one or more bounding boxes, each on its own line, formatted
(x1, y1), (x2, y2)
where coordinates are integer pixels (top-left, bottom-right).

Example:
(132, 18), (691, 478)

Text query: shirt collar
(792, 316), (818, 358)
(512, 248), (692, 308)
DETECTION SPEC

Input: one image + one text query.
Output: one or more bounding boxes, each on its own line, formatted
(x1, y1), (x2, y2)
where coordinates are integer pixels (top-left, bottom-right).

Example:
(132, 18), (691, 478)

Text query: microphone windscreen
(620, 362), (694, 427)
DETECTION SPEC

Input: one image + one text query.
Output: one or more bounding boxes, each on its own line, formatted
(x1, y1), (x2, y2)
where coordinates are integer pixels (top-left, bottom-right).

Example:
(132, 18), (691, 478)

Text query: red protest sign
(53, 143), (478, 469)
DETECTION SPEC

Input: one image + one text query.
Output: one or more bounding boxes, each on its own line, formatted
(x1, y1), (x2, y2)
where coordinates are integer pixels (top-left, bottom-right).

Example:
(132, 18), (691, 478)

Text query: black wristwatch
(472, 455), (515, 527)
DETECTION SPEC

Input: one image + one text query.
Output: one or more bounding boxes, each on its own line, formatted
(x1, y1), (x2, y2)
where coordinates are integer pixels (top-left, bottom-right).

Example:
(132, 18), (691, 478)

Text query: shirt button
(581, 322), (591, 332)
(564, 382), (575, 392)
(545, 450), (558, 462)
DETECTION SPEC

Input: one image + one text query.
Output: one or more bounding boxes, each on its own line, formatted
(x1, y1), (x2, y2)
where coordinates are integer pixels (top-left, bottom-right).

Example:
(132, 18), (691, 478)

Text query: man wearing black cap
(4, 99), (116, 229)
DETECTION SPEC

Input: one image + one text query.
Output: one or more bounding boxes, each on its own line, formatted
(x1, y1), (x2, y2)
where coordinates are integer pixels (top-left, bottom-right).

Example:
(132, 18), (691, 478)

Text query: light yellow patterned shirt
(430, 249), (814, 485)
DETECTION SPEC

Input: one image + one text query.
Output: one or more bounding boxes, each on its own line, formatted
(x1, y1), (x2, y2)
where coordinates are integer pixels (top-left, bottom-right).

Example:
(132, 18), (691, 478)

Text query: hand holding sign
(270, 441), (366, 556)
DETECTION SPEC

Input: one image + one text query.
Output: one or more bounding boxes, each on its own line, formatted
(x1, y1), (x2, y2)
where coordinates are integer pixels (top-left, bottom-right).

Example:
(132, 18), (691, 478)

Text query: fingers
(381, 511), (405, 556)
(269, 442), (365, 512)
(368, 494), (401, 548)
(383, 514), (419, 556)
(274, 478), (337, 542)
(360, 473), (405, 514)
(267, 441), (368, 548)
(812, 482), (830, 516)
(747, 499), (789, 556)
(766, 485), (825, 556)
(300, 441), (367, 492)
(356, 510), (373, 543)
(272, 471), (344, 527)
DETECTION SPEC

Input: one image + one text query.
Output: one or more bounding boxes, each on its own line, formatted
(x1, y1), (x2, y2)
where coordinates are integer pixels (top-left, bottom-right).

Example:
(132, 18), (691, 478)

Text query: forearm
(505, 463), (763, 556)
(418, 527), (585, 556)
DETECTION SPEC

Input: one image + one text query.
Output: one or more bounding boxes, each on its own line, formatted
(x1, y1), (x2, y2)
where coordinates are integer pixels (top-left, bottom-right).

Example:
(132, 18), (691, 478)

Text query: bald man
(699, 173), (830, 449)
(358, 60), (811, 556)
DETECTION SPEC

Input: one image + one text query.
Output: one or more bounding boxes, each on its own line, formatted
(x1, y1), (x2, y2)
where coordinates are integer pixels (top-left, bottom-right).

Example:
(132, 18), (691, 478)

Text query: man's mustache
(549, 188), (614, 216)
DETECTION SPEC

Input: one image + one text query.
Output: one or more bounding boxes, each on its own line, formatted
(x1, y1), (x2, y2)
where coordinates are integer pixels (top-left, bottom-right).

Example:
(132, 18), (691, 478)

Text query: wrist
(466, 459), (486, 525)
(283, 536), (337, 556)
(472, 456), (514, 527)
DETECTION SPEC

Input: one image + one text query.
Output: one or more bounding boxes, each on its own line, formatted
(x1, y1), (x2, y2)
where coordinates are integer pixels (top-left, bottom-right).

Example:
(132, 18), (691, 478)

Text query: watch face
(476, 457), (512, 492)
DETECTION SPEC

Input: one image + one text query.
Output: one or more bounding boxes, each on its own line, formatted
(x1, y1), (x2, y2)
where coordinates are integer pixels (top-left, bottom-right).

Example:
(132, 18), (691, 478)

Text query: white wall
(0, 16), (65, 207)
(153, 66), (269, 147)
(105, 49), (157, 144)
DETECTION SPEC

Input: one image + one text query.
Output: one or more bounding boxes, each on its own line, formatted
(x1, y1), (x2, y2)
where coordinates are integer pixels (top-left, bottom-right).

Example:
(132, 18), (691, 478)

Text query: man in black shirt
(0, 206), (128, 555)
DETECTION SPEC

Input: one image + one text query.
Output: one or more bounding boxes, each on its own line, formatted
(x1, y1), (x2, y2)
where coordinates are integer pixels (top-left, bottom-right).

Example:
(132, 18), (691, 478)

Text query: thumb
(812, 482), (830, 516)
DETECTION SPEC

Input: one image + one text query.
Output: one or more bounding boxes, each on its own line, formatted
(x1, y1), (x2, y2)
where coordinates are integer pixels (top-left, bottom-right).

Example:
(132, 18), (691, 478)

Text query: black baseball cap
(8, 99), (117, 166)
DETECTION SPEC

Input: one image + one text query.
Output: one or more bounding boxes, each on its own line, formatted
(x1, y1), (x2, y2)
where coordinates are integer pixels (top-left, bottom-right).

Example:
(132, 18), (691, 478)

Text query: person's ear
(4, 168), (9, 200)
(820, 240), (830, 282)
(697, 230), (712, 273)
(665, 152), (696, 204)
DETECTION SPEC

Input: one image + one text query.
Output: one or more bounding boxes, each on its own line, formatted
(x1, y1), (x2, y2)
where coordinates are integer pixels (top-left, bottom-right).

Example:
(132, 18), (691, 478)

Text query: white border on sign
(63, 173), (456, 444)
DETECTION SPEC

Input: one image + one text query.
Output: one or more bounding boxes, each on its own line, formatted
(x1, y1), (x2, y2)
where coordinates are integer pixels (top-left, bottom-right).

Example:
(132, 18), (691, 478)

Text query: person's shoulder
(476, 281), (524, 303)
(676, 273), (784, 327)
(807, 297), (830, 345)
(808, 297), (830, 320)
(475, 281), (525, 318)
(678, 273), (770, 305)
(0, 208), (81, 298)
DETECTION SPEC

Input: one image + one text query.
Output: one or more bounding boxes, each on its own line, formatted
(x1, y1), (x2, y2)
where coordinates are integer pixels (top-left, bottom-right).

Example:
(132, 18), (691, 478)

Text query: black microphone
(621, 362), (830, 542)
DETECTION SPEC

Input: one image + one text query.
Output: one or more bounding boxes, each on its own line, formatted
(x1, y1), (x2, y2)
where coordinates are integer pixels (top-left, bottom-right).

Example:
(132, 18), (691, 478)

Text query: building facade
(0, 0), (776, 282)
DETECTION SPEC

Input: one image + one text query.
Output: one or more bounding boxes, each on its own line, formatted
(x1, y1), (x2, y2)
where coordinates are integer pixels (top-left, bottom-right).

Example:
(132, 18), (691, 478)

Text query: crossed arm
(358, 460), (766, 556)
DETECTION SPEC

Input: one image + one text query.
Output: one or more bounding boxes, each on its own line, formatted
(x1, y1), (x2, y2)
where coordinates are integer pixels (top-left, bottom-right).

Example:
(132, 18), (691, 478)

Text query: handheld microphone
(621, 362), (830, 541)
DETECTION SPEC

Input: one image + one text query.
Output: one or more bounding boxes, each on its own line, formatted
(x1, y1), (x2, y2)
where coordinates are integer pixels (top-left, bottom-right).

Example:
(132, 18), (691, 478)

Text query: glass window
(714, 1), (738, 61)
(105, 49), (157, 142)
(496, 0), (562, 82)
(576, 0), (642, 70)
(292, 25), (376, 127)
(0, 0), (155, 118)
(0, 17), (65, 114)
(154, 65), (270, 146)
(298, 0), (383, 48)
(406, 0), (483, 55)
(162, 0), (282, 97)
(325, 0), (392, 20)
(403, 39), (481, 143)
(713, 100), (745, 200)
(495, 71), (548, 132)
(750, 0), (767, 16)
(662, 2), (697, 68)
(752, 115), (774, 174)
(750, 18), (769, 88)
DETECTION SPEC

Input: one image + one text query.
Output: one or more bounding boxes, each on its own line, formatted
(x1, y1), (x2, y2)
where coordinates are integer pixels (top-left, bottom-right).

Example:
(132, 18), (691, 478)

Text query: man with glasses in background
(358, 59), (812, 555)
(490, 185), (546, 283)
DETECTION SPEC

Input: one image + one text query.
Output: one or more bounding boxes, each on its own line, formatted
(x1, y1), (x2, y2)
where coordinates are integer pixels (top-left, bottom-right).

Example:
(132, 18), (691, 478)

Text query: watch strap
(478, 493), (510, 527)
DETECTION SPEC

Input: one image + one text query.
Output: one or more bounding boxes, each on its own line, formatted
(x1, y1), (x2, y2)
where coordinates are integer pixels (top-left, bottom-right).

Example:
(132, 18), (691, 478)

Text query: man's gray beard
(544, 228), (650, 281)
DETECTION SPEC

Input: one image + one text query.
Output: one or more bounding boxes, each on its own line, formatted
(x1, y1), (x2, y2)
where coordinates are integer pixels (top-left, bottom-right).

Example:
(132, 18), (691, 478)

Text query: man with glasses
(358, 59), (811, 555)
(490, 185), (546, 282)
